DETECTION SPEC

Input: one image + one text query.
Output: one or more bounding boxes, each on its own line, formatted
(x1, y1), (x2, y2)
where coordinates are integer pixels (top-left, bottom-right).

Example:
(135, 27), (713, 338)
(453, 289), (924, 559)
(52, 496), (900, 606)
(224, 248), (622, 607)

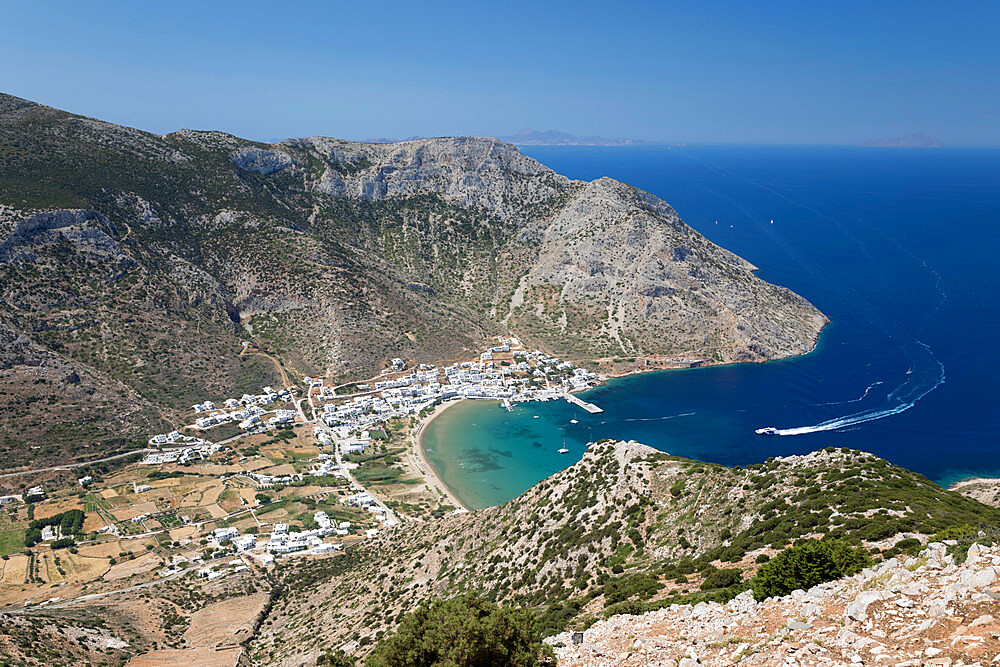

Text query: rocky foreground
(550, 542), (1000, 666)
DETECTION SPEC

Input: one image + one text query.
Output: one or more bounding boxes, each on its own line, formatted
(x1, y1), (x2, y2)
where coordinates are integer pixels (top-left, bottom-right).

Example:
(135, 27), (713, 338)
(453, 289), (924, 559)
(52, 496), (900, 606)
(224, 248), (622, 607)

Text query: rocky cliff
(0, 92), (824, 464)
(552, 541), (1000, 666)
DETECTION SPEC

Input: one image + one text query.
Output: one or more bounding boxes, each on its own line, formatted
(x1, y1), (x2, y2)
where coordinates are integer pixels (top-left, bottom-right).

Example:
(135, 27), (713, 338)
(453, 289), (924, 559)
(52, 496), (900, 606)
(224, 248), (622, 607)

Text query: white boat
(533, 415), (539, 419)
(558, 447), (570, 454)
(569, 419), (578, 424)
(755, 427), (780, 436)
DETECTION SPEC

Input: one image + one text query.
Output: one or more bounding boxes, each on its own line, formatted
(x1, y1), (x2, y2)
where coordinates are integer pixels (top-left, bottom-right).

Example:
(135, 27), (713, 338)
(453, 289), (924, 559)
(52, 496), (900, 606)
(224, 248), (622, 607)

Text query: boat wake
(757, 341), (944, 436)
(594, 412), (695, 426)
(815, 381), (885, 406)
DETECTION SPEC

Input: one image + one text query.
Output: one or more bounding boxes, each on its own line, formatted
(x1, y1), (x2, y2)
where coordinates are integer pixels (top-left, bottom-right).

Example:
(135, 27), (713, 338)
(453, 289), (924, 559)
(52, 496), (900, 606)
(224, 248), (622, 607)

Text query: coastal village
(0, 336), (601, 615)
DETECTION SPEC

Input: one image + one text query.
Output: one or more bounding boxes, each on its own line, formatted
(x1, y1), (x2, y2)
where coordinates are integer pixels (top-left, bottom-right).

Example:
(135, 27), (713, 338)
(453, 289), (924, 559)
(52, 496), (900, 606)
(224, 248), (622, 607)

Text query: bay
(422, 145), (1000, 510)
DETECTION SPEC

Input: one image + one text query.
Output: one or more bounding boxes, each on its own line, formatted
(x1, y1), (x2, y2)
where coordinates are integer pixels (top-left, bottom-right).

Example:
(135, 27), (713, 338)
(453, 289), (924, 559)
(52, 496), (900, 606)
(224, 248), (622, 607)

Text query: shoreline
(407, 327), (829, 513)
(948, 476), (1000, 508)
(411, 400), (470, 512)
(578, 319), (830, 384)
(948, 476), (997, 489)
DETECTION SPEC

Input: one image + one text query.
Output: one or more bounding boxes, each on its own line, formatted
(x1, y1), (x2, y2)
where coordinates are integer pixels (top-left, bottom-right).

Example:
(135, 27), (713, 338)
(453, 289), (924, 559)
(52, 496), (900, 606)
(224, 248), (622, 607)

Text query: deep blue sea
(422, 145), (1000, 510)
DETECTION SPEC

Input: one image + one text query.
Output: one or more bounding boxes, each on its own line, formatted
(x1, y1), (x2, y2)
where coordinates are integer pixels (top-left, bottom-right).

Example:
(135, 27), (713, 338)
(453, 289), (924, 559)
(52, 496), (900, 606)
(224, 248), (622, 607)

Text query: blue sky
(2, 1), (998, 145)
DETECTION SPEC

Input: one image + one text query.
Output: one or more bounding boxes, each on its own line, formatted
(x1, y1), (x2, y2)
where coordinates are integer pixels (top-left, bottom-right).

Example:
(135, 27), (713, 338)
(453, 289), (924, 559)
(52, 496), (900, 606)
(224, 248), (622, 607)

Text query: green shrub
(601, 599), (646, 618)
(751, 539), (871, 600)
(700, 568), (742, 590)
(366, 594), (552, 667)
(602, 573), (663, 604)
(889, 538), (922, 556)
(317, 649), (356, 666)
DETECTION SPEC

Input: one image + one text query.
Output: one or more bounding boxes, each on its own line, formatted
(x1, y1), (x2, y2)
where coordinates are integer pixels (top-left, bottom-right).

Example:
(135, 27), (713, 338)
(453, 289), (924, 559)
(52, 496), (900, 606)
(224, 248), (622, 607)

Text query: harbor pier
(563, 392), (603, 414)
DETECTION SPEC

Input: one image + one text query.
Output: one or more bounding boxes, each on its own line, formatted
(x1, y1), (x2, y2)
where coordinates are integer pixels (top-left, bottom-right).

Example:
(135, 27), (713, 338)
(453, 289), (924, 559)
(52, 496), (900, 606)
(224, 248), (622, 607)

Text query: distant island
(364, 135), (429, 143)
(363, 130), (657, 146)
(859, 132), (946, 148)
(497, 128), (656, 146)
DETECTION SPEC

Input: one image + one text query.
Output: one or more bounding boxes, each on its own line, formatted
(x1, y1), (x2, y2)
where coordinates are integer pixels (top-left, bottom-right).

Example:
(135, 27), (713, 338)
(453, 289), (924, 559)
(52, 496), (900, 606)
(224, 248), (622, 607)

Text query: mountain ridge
(248, 439), (1000, 664)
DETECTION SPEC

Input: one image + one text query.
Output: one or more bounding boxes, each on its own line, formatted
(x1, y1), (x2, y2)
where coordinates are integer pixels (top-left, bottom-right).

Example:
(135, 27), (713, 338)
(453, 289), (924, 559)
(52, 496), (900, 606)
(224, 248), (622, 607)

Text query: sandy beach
(410, 400), (469, 511)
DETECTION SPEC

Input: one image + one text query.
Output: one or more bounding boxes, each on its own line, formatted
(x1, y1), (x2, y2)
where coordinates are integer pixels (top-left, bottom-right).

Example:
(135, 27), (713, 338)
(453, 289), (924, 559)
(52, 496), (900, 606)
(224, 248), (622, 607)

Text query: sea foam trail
(592, 412), (695, 426)
(760, 341), (945, 436)
(620, 412), (696, 423)
(815, 381), (885, 406)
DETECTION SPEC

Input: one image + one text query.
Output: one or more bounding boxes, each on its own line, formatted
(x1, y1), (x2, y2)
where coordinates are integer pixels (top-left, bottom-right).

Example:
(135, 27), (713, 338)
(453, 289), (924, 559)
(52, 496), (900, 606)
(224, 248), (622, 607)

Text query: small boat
(533, 415), (539, 419)
(558, 447), (570, 454)
(755, 427), (780, 436)
(770, 219), (774, 224)
(569, 419), (578, 424)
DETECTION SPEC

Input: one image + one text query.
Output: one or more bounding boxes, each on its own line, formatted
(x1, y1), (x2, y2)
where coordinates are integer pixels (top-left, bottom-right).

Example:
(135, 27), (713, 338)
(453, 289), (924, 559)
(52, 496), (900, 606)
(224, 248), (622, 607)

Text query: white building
(213, 527), (239, 544)
(233, 535), (257, 551)
(347, 492), (377, 507)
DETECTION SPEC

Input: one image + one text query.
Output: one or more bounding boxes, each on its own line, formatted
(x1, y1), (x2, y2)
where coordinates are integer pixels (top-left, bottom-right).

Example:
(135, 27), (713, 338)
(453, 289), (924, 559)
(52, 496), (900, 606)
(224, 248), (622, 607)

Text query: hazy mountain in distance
(362, 135), (429, 143)
(859, 132), (946, 148)
(361, 130), (654, 146)
(498, 128), (657, 146)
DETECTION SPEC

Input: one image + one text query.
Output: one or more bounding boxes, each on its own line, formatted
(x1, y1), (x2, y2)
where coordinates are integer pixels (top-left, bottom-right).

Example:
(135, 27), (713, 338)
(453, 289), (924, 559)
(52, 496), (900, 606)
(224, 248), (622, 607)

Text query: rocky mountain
(0, 93), (825, 466)
(552, 541), (1000, 666)
(497, 129), (655, 146)
(249, 441), (999, 664)
(859, 133), (946, 148)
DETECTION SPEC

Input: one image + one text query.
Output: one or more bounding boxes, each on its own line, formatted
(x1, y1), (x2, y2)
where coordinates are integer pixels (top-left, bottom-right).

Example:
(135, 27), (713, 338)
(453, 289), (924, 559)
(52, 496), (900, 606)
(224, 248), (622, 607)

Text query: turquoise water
(422, 145), (1000, 510)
